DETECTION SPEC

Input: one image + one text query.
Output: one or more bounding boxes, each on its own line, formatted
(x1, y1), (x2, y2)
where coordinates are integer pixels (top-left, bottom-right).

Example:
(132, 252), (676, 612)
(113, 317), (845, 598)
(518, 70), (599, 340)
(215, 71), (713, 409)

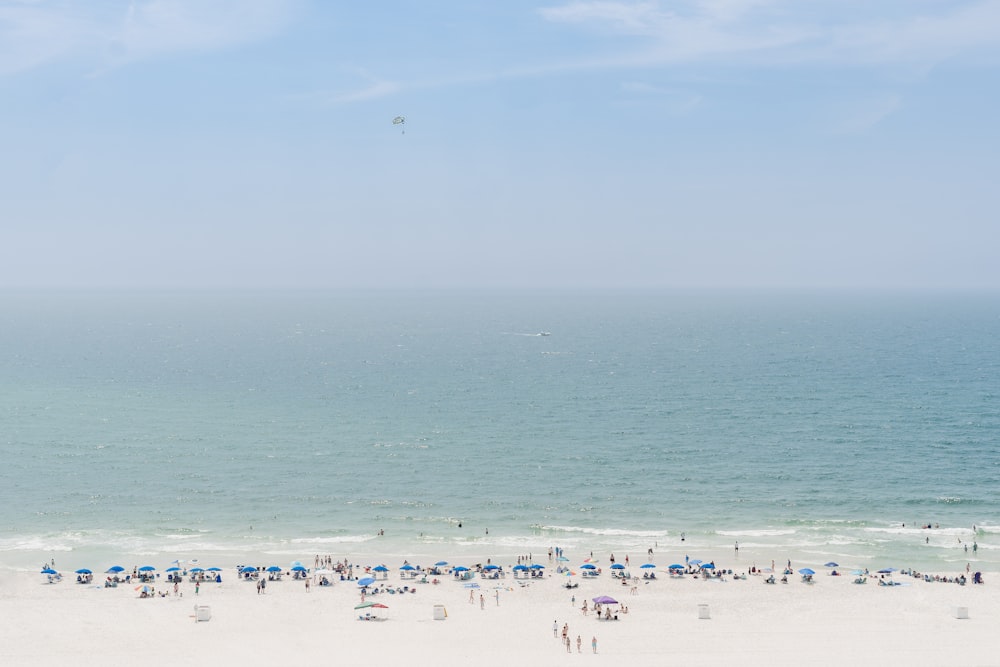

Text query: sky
(1, 0), (999, 290)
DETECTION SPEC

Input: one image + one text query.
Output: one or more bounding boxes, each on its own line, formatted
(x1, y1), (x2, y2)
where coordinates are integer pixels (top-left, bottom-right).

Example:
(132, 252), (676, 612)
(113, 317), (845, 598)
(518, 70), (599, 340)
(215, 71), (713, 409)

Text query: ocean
(1, 289), (997, 573)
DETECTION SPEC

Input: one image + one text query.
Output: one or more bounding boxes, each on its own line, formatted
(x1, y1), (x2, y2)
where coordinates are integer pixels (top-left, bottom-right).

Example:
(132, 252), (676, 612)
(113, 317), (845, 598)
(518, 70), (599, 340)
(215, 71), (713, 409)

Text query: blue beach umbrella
(668, 564), (685, 570)
(266, 566), (282, 573)
(824, 562), (839, 568)
(640, 563), (656, 569)
(207, 567), (222, 572)
(165, 567), (180, 573)
(453, 566), (469, 572)
(358, 577), (376, 587)
(689, 559), (703, 566)
(106, 566), (124, 573)
(75, 568), (92, 575)
(190, 567), (205, 573)
(580, 564), (597, 570)
(291, 565), (307, 573)
(799, 568), (816, 575)
(700, 563), (715, 570)
(241, 566), (258, 573)
(512, 565), (528, 571)
(400, 564), (416, 571)
(483, 564), (499, 571)
(434, 561), (448, 567)
(610, 563), (625, 570)
(530, 564), (545, 570)
(138, 566), (155, 572)
(41, 568), (58, 575)
(373, 565), (389, 572)
(877, 567), (897, 574)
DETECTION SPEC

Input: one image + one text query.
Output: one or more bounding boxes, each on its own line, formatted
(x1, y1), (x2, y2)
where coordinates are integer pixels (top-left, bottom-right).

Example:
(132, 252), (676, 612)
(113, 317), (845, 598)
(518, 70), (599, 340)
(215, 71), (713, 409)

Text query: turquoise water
(1, 290), (997, 571)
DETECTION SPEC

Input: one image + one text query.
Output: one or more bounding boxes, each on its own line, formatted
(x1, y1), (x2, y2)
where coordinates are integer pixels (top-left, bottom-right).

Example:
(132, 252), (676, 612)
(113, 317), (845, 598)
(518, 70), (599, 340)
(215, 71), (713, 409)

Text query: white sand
(1, 558), (995, 667)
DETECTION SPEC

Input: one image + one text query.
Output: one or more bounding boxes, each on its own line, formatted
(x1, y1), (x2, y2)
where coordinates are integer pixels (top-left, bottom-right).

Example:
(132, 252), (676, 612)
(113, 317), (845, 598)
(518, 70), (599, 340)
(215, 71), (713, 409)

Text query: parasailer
(392, 116), (405, 134)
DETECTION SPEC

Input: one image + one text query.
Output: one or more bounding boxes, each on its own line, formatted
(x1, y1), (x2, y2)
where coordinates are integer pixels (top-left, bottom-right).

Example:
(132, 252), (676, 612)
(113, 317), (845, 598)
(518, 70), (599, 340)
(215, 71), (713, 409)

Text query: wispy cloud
(833, 93), (903, 134)
(0, 0), (297, 76)
(538, 0), (1000, 66)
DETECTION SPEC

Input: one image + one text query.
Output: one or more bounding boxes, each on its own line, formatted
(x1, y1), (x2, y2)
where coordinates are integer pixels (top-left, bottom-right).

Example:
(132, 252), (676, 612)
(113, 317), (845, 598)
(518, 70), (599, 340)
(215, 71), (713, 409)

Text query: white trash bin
(433, 604), (447, 620)
(195, 605), (212, 622)
(954, 607), (969, 619)
(698, 604), (710, 619)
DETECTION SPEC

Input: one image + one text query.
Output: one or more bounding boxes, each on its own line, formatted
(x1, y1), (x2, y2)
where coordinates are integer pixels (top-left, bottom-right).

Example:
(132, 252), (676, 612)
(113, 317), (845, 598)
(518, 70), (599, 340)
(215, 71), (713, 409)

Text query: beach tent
(355, 601), (388, 620)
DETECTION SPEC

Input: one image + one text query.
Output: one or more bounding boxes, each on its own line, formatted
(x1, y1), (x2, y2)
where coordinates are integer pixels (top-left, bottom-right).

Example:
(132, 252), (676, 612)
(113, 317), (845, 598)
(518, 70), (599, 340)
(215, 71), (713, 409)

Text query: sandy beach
(2, 549), (995, 667)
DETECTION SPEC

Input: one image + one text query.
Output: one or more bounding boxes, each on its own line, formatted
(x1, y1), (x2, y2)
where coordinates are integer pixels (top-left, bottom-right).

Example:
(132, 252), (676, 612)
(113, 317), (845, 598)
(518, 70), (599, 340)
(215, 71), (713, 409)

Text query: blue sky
(2, 0), (998, 289)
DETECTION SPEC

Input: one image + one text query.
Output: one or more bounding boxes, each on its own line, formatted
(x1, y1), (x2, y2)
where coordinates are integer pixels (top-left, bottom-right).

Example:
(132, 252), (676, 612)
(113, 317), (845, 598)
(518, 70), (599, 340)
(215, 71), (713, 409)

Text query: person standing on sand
(305, 578), (310, 593)
(577, 635), (582, 653)
(553, 620), (558, 637)
(592, 636), (598, 654)
(479, 594), (485, 610)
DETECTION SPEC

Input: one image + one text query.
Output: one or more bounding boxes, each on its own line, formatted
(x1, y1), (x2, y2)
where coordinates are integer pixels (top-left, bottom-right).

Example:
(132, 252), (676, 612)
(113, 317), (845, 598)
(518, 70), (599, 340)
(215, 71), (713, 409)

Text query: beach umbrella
(463, 582), (480, 588)
(557, 556), (569, 562)
(592, 595), (618, 605)
(483, 565), (499, 571)
(799, 568), (816, 576)
(435, 561), (448, 567)
(241, 566), (258, 573)
(877, 568), (897, 574)
(207, 567), (222, 572)
(640, 563), (656, 569)
(190, 567), (205, 573)
(512, 565), (528, 571)
(700, 563), (716, 570)
(291, 565), (307, 573)
(610, 563), (625, 570)
(668, 564), (685, 570)
(825, 562), (839, 568)
(75, 569), (92, 575)
(373, 565), (389, 572)
(400, 564), (416, 571)
(41, 568), (58, 575)
(530, 564), (545, 570)
(106, 566), (125, 573)
(138, 566), (155, 572)
(266, 566), (282, 573)
(358, 577), (376, 587)
(851, 570), (865, 576)
(355, 601), (377, 609)
(290, 560), (303, 568)
(689, 559), (703, 566)
(453, 566), (470, 572)
(135, 585), (152, 594)
(580, 564), (597, 570)
(165, 567), (180, 573)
